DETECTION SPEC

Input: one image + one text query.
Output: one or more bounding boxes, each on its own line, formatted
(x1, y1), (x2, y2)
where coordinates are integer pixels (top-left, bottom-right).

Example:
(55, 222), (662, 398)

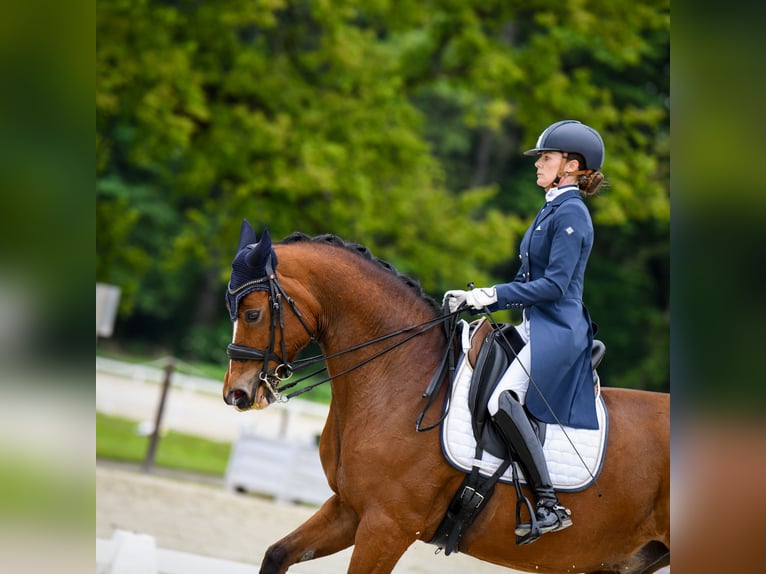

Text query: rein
(227, 269), (460, 403)
(280, 312), (457, 401)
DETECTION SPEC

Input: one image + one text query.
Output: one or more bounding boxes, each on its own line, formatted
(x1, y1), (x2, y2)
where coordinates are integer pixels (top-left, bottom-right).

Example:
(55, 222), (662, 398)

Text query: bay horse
(222, 223), (670, 574)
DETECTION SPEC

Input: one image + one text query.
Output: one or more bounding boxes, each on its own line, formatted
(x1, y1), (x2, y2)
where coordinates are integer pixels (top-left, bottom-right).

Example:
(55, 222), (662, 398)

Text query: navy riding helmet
(523, 120), (605, 171)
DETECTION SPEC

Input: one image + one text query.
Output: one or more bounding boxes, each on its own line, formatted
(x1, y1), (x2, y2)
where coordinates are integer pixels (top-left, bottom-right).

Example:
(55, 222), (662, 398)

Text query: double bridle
(226, 264), (460, 404)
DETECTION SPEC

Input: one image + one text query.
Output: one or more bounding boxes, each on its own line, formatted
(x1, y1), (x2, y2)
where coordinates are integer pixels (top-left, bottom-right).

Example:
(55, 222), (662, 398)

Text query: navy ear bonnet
(226, 220), (278, 322)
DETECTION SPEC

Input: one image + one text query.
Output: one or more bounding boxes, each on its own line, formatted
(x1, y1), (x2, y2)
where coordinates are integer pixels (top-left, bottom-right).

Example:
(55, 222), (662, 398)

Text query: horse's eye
(244, 310), (261, 323)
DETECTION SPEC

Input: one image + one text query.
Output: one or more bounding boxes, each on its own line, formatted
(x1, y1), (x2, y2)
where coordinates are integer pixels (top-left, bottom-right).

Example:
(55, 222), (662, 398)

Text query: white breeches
(487, 323), (531, 416)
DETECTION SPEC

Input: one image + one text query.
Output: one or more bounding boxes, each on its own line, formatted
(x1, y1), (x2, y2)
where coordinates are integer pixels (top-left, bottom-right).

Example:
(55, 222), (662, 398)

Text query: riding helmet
(523, 120), (605, 171)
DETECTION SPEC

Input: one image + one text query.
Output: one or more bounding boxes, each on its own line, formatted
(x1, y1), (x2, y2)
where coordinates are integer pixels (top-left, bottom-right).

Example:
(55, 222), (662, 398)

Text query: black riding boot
(493, 391), (573, 538)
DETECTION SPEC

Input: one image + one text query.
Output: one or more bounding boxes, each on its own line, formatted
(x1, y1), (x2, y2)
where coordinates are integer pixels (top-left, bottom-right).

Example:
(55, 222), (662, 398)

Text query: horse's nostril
(227, 388), (253, 409)
(226, 389), (246, 405)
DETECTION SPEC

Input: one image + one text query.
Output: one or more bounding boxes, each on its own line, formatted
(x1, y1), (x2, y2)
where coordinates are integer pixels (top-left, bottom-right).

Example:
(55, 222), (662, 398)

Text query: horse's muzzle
(225, 382), (272, 411)
(226, 388), (254, 411)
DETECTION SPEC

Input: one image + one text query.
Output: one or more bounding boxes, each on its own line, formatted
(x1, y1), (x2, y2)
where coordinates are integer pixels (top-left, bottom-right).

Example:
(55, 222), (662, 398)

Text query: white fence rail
(224, 428), (333, 506)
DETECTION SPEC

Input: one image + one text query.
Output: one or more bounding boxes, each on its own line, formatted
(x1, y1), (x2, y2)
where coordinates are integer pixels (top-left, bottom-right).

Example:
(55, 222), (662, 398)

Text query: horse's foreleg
(259, 494), (358, 574)
(346, 510), (417, 574)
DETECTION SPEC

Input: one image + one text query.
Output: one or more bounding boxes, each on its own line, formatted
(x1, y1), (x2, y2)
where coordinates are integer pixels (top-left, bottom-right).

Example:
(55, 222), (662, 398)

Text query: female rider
(444, 119), (606, 542)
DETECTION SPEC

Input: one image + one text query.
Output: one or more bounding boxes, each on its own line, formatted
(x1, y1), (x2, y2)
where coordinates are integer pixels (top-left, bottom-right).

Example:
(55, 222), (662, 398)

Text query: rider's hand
(443, 287), (497, 312)
(443, 290), (468, 312)
(465, 287), (497, 309)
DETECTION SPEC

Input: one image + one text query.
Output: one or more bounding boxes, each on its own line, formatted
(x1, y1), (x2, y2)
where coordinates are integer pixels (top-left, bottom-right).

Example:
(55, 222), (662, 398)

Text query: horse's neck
(311, 259), (442, 422)
(319, 297), (439, 383)
(312, 250), (435, 352)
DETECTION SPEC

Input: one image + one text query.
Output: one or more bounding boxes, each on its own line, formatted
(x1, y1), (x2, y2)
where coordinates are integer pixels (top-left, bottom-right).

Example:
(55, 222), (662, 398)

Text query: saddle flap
(467, 323), (525, 448)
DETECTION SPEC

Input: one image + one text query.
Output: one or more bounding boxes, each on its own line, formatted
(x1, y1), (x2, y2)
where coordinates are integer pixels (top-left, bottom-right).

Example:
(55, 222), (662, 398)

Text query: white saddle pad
(440, 355), (608, 492)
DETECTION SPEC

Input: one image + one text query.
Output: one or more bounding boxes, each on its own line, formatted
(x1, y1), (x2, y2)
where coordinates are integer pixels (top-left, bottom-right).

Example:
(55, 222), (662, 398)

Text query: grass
(96, 412), (232, 476)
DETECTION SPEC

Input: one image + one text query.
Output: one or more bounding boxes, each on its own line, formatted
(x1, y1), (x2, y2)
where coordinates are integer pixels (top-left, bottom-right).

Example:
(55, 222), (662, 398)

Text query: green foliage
(97, 0), (669, 392)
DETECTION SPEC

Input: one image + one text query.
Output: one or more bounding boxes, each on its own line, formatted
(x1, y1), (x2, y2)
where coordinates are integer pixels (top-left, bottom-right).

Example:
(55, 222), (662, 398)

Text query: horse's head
(223, 220), (317, 411)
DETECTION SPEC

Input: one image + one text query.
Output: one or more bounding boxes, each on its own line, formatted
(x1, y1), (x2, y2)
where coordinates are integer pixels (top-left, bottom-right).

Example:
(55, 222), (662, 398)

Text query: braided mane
(280, 232), (439, 310)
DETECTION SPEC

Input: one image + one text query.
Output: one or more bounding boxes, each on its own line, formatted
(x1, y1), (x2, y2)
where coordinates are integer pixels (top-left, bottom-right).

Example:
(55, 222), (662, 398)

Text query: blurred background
(7, 0), (766, 571)
(94, 4), (672, 568)
(92, 3), (673, 570)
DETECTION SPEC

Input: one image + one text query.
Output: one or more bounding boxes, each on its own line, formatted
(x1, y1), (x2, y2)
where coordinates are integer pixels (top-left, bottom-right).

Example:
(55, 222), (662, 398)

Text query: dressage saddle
(465, 318), (605, 459)
(427, 319), (605, 555)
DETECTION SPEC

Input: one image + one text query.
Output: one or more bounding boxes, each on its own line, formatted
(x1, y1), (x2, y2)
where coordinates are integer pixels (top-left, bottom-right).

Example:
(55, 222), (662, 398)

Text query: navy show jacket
(491, 188), (598, 430)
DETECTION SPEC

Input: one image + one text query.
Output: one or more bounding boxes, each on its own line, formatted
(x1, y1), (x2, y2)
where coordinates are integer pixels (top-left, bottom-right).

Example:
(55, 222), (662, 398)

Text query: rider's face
(534, 151), (564, 189)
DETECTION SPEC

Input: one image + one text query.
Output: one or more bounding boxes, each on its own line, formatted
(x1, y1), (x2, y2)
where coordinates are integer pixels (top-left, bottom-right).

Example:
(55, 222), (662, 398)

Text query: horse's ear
(238, 219), (258, 250)
(246, 228), (273, 269)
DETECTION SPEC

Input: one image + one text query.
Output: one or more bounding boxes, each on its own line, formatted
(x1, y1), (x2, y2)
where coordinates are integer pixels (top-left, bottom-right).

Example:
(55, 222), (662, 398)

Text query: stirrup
(514, 504), (573, 537)
(514, 492), (541, 545)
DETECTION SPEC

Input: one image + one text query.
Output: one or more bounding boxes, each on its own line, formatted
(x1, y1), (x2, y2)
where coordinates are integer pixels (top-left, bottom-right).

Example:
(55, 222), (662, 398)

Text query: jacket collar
(545, 185), (579, 204)
(537, 188), (582, 226)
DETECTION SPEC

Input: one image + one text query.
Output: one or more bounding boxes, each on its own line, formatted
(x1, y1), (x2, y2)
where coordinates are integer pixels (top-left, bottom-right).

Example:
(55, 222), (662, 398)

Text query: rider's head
(524, 120), (606, 195)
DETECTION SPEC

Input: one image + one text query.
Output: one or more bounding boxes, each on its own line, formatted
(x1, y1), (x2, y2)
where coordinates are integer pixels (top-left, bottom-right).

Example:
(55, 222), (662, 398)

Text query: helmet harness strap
(548, 152), (569, 191)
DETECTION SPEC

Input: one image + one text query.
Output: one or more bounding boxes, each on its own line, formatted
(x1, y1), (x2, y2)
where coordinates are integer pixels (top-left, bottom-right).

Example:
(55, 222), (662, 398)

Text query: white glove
(443, 290), (468, 312)
(443, 287), (497, 312)
(465, 286), (497, 309)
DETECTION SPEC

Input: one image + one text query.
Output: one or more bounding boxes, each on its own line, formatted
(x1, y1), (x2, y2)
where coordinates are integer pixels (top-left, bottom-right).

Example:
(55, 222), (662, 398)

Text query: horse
(222, 223), (670, 574)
